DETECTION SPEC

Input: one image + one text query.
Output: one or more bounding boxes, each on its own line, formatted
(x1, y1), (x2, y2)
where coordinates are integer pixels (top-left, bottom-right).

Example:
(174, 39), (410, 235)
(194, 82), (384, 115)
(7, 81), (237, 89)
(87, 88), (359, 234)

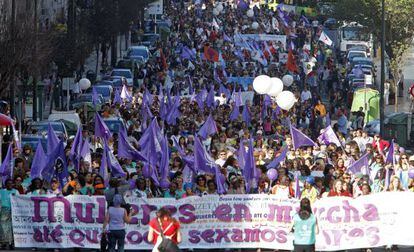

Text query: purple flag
(347, 153), (369, 174)
(166, 97), (181, 125)
(317, 125), (341, 146)
(219, 84), (231, 100)
(143, 88), (153, 105)
(243, 139), (259, 193)
(104, 145), (126, 178)
(94, 113), (112, 141)
(242, 104), (251, 124)
(267, 147), (288, 169)
(121, 85), (132, 102)
(31, 141), (47, 179)
(384, 168), (392, 189)
(233, 89), (243, 107)
(195, 90), (206, 111)
(294, 172), (301, 199)
(290, 124), (317, 150)
(188, 76), (194, 95)
(194, 136), (215, 174)
(214, 68), (222, 84)
(113, 88), (122, 105)
(159, 135), (170, 187)
(118, 129), (147, 162)
(385, 139), (395, 165)
(80, 138), (91, 163)
(99, 147), (109, 186)
(214, 165), (227, 194)
(230, 105), (240, 121)
(238, 141), (246, 170)
(139, 118), (163, 166)
(206, 87), (215, 108)
(159, 98), (167, 120)
(0, 144), (14, 184)
(223, 32), (232, 42)
(198, 115), (218, 139)
(47, 123), (60, 154)
(181, 46), (196, 60)
(69, 126), (83, 171)
(92, 86), (99, 106)
(300, 15), (310, 25)
(42, 141), (68, 188)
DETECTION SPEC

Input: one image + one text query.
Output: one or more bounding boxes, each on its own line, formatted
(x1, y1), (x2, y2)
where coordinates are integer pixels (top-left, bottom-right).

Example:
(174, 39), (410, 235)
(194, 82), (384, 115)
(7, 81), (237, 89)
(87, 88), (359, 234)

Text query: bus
(339, 22), (372, 57)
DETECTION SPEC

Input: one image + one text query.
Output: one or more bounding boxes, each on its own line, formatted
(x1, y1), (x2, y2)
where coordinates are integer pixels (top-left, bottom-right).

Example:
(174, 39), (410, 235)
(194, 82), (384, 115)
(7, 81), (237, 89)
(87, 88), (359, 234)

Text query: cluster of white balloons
(252, 74), (296, 110)
(213, 2), (224, 16)
(79, 78), (91, 91)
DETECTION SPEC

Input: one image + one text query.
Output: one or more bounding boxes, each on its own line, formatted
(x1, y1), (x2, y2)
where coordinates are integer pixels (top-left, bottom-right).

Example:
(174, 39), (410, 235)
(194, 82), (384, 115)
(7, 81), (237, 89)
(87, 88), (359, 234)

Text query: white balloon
(216, 3), (223, 12)
(253, 75), (271, 94)
(276, 91), (296, 110)
(213, 8), (219, 16)
(266, 77), (284, 97)
(246, 9), (254, 17)
(251, 22), (259, 30)
(79, 78), (91, 90)
(282, 74), (294, 87)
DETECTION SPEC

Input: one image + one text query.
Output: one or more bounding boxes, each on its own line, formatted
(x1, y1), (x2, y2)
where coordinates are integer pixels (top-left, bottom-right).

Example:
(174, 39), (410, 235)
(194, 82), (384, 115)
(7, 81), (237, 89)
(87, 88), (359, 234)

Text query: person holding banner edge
(290, 198), (319, 252)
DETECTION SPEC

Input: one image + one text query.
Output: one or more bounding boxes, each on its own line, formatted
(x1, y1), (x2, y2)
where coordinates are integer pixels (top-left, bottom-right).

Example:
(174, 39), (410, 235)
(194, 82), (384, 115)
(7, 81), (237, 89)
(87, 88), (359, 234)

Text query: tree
(329, 0), (414, 76)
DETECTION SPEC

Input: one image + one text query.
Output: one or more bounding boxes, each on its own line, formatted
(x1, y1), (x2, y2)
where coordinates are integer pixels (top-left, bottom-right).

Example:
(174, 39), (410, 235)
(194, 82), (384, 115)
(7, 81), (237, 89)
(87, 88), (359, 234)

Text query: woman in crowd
(0, 179), (20, 249)
(327, 179), (352, 197)
(291, 198), (318, 252)
(148, 207), (182, 252)
(103, 194), (137, 252)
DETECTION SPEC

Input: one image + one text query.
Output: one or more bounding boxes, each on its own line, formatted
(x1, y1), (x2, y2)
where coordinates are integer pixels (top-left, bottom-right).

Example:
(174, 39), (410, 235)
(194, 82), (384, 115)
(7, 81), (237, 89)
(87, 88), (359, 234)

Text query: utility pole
(10, 0), (16, 118)
(380, 0), (385, 137)
(32, 0), (38, 121)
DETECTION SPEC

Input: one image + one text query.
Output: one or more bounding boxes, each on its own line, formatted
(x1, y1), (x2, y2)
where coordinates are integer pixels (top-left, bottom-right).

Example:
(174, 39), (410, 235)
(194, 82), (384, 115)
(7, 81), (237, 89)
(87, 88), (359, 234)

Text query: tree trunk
(111, 36), (117, 67)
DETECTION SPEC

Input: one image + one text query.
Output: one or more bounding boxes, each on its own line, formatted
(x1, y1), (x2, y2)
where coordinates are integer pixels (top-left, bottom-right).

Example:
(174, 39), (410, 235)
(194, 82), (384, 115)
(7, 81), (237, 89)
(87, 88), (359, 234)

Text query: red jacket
(372, 139), (390, 152)
(327, 190), (352, 197)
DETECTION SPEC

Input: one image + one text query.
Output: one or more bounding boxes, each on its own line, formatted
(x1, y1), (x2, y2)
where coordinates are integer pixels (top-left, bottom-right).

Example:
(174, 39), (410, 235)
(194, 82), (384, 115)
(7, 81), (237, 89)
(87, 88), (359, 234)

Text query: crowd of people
(0, 0), (411, 250)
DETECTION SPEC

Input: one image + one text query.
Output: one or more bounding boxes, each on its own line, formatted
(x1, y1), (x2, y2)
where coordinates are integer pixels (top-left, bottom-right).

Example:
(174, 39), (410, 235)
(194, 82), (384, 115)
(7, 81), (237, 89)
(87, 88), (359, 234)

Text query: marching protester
(148, 207), (182, 252)
(291, 198), (318, 252)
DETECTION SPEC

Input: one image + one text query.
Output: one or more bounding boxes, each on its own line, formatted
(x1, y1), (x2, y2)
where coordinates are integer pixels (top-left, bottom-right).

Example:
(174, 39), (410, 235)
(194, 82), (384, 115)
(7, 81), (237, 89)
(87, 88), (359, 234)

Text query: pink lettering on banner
(12, 193), (407, 250)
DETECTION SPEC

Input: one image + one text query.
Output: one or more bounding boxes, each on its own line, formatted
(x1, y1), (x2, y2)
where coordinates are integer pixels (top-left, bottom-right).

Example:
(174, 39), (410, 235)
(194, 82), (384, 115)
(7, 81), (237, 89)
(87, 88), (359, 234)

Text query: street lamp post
(380, 0), (385, 138)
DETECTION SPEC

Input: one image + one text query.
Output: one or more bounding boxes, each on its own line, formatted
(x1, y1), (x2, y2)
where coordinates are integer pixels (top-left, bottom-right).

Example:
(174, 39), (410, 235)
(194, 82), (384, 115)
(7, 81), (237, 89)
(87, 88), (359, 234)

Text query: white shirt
(301, 90), (312, 102)
(215, 158), (226, 167)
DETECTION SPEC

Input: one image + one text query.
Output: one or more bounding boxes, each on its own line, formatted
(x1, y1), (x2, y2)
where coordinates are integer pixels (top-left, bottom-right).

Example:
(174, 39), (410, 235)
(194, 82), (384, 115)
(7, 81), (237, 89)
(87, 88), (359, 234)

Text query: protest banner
(11, 193), (414, 250)
(234, 34), (287, 49)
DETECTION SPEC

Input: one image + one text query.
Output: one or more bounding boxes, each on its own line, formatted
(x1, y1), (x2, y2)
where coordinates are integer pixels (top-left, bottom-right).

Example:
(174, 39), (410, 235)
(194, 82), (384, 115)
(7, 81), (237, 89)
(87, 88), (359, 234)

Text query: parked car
(48, 110), (82, 128)
(140, 33), (160, 50)
(25, 121), (68, 141)
(125, 46), (150, 63)
(21, 134), (48, 152)
(346, 50), (367, 65)
(96, 78), (124, 88)
(109, 68), (134, 86)
(87, 85), (113, 103)
(103, 117), (126, 134)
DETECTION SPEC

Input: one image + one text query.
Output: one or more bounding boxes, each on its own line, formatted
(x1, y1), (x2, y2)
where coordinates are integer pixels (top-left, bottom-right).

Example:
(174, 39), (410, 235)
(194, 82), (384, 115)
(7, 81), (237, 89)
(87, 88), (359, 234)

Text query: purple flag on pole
(139, 118), (163, 166)
(290, 124), (316, 150)
(195, 90), (206, 111)
(31, 141), (46, 179)
(143, 88), (153, 105)
(47, 123), (60, 154)
(347, 153), (369, 174)
(118, 128), (147, 162)
(104, 144), (126, 178)
(99, 147), (109, 186)
(80, 138), (91, 164)
(237, 0), (249, 10)
(181, 46), (196, 60)
(42, 141), (68, 188)
(267, 147), (288, 169)
(69, 126), (83, 171)
(294, 172), (301, 199)
(219, 84), (230, 100)
(121, 85), (133, 102)
(94, 113), (112, 141)
(113, 88), (122, 105)
(243, 139), (259, 193)
(214, 165), (227, 194)
(238, 141), (246, 170)
(194, 136), (215, 174)
(198, 115), (218, 139)
(0, 144), (14, 184)
(230, 105), (240, 121)
(206, 87), (215, 108)
(317, 125), (342, 146)
(159, 135), (170, 188)
(385, 139), (395, 165)
(242, 104), (251, 124)
(234, 89), (243, 107)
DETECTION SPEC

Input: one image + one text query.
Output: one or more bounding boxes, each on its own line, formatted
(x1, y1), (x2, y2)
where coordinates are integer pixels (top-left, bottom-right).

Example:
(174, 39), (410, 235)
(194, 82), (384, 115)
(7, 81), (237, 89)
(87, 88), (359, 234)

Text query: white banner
(11, 193), (414, 250)
(234, 34), (287, 49)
